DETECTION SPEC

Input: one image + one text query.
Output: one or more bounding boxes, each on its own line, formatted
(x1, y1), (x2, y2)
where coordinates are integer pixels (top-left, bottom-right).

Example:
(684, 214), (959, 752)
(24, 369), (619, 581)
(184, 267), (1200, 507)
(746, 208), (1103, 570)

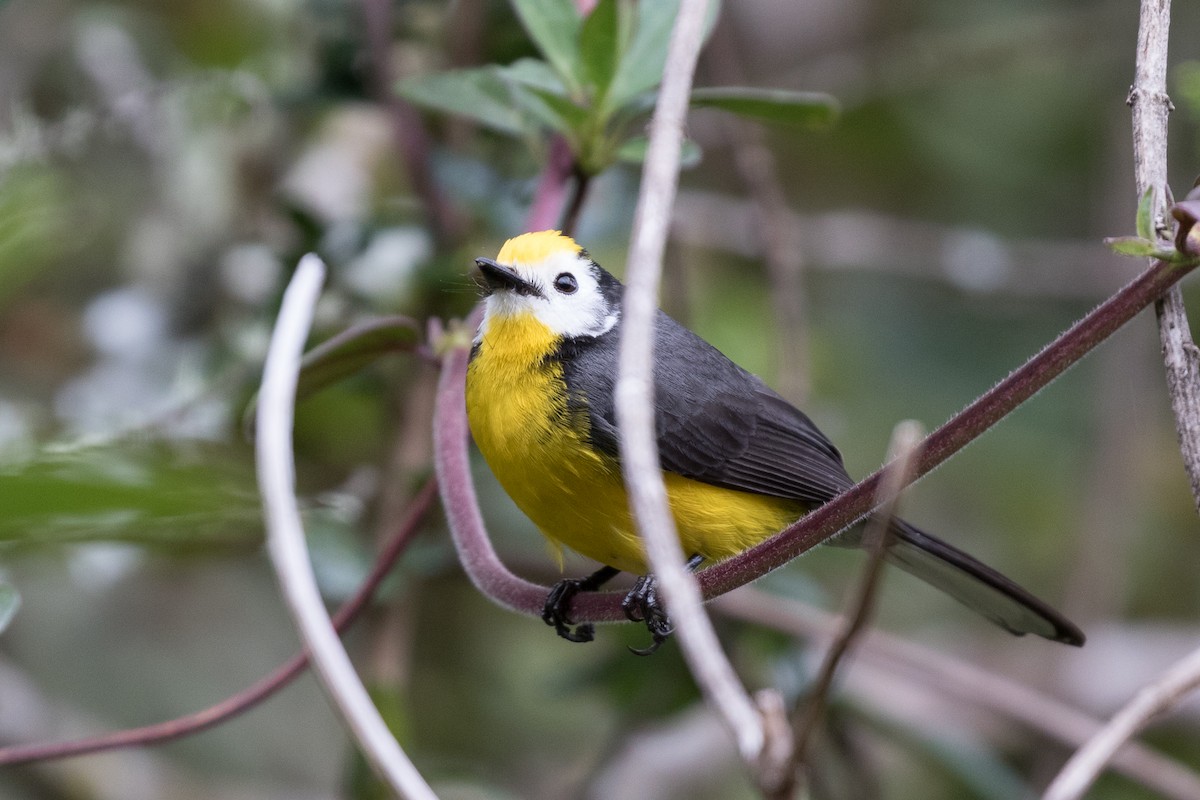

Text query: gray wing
(560, 310), (853, 505)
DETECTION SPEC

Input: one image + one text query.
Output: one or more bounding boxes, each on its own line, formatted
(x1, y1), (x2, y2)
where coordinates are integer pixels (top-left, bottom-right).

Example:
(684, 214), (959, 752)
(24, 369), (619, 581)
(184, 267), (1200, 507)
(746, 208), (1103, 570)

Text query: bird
(465, 230), (1084, 654)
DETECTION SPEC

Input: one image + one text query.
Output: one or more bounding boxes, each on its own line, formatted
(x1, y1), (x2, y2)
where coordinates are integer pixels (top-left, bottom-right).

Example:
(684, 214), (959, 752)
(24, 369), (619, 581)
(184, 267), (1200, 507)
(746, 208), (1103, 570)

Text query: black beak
(475, 258), (542, 297)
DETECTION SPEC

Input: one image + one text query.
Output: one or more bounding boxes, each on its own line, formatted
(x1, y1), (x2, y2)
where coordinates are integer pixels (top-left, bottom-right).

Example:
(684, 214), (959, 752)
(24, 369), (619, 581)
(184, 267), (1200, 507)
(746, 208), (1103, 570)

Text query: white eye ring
(553, 272), (578, 294)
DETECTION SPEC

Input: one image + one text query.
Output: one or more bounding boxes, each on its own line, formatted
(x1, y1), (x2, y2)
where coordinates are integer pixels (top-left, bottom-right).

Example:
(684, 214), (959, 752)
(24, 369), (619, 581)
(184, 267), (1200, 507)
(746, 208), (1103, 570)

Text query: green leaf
(397, 68), (528, 135)
(689, 87), (840, 128)
(296, 317), (421, 403)
(608, 0), (721, 108)
(0, 582), (20, 635)
(498, 57), (570, 96)
(0, 441), (260, 548)
(616, 135), (702, 168)
(1104, 236), (1160, 257)
(510, 0), (584, 92)
(579, 0), (621, 105)
(1136, 184), (1156, 241)
(496, 62), (582, 134)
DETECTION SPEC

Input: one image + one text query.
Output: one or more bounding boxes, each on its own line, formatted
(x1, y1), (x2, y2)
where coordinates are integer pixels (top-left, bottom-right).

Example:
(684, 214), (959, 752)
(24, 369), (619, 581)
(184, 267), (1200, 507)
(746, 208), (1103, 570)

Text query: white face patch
(482, 249), (618, 340)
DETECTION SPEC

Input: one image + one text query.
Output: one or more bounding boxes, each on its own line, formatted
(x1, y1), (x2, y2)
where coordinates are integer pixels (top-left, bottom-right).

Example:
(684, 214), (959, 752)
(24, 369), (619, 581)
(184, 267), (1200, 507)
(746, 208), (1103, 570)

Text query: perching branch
(256, 254), (437, 800)
(0, 477), (438, 766)
(613, 0), (774, 774)
(1128, 0), (1200, 512)
(434, 250), (1198, 627)
(1042, 643), (1200, 800)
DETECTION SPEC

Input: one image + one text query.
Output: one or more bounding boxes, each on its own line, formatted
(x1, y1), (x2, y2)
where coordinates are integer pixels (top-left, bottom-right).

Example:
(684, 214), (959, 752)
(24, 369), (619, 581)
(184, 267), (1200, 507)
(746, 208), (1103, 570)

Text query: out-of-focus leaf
(525, 88), (590, 134)
(607, 0), (721, 108)
(616, 136), (701, 168)
(243, 317), (420, 432)
(296, 317), (421, 403)
(0, 441), (260, 548)
(689, 87), (840, 128)
(0, 166), (73, 305)
(397, 68), (528, 134)
(0, 582), (20, 635)
(1136, 184), (1156, 241)
(579, 0), (620, 105)
(1104, 236), (1160, 257)
(511, 0), (583, 92)
(498, 57), (570, 96)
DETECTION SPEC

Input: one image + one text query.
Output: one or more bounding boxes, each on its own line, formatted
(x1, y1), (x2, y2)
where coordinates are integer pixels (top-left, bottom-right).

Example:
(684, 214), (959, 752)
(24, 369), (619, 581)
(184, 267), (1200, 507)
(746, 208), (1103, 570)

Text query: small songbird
(465, 230), (1084, 653)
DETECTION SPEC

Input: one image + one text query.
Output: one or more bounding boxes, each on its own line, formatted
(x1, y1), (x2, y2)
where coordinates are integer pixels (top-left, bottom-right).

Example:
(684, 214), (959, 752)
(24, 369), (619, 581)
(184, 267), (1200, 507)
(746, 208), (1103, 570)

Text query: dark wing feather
(561, 310), (852, 505)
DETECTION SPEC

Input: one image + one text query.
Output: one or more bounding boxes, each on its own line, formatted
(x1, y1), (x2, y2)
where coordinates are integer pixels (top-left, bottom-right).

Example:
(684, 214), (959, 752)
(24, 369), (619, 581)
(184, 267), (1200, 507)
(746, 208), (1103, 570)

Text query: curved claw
(543, 565), (619, 644)
(622, 574), (674, 656)
(543, 578), (596, 643)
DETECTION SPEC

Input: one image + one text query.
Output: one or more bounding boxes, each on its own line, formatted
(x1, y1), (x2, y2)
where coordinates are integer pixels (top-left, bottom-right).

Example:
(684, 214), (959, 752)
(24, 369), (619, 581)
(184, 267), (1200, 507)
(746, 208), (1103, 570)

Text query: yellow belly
(466, 315), (805, 575)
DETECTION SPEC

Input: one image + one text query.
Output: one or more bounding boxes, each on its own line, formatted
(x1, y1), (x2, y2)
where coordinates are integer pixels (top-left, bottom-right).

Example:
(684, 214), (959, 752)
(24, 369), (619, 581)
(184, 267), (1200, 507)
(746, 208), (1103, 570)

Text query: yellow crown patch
(496, 230), (582, 267)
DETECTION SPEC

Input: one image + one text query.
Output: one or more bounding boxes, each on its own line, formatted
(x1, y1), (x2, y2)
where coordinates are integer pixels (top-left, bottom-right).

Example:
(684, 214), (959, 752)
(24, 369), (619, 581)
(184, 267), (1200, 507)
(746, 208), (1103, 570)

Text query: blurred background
(1, 0), (1199, 798)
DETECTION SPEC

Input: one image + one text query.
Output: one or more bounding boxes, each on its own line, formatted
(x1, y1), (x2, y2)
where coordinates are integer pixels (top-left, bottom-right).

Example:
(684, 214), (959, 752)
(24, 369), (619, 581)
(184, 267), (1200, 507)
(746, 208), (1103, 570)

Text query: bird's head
(475, 230), (622, 341)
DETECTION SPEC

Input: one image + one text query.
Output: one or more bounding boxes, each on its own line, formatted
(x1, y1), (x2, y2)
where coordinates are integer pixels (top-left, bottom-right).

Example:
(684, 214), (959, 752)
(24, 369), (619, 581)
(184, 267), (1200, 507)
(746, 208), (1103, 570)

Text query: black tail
(836, 518), (1085, 646)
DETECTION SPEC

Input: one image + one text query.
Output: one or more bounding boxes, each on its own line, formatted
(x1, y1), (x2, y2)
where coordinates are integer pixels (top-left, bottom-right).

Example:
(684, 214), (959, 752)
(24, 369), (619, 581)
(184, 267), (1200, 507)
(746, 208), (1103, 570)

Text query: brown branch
(361, 0), (466, 245)
(0, 477), (438, 766)
(1127, 0), (1200, 512)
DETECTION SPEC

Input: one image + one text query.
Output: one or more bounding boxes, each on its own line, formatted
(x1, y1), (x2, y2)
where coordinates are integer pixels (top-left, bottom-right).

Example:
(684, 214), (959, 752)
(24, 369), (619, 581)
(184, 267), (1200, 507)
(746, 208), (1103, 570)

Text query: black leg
(543, 565), (620, 643)
(621, 554), (705, 656)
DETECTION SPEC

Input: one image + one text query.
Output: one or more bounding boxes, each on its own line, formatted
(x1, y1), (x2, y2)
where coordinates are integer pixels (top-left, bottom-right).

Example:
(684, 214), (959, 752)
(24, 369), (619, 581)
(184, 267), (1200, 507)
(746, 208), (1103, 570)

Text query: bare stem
(257, 254), (437, 800)
(1042, 643), (1200, 800)
(789, 422), (924, 779)
(0, 478), (438, 766)
(361, 0), (464, 244)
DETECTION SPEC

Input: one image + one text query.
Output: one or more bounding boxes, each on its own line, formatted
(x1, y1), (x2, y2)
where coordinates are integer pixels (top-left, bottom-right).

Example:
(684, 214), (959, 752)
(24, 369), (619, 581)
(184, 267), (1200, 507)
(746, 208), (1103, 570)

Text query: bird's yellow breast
(466, 313), (805, 575)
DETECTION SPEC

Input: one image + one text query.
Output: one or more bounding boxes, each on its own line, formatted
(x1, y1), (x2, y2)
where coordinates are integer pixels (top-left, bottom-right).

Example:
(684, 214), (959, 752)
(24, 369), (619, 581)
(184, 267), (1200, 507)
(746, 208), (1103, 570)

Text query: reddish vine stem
(438, 252), (1197, 625)
(0, 477), (439, 767)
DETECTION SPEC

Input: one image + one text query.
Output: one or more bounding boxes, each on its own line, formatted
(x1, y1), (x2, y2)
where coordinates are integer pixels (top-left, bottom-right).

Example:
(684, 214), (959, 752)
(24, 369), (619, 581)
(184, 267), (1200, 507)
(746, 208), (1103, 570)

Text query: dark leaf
(689, 87), (839, 128)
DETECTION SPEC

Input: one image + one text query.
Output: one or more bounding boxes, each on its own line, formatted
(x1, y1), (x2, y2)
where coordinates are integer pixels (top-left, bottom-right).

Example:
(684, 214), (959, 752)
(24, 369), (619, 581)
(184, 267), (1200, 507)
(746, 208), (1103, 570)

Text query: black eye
(553, 272), (578, 294)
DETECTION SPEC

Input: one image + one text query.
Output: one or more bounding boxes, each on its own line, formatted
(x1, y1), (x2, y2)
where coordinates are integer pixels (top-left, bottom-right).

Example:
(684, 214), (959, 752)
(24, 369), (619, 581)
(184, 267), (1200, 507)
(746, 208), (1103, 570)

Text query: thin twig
(1128, 0), (1200, 512)
(789, 422), (924, 776)
(256, 254), (437, 800)
(613, 0), (769, 771)
(716, 590), (1200, 800)
(703, 24), (811, 403)
(0, 478), (438, 766)
(1042, 643), (1200, 800)
(361, 0), (464, 245)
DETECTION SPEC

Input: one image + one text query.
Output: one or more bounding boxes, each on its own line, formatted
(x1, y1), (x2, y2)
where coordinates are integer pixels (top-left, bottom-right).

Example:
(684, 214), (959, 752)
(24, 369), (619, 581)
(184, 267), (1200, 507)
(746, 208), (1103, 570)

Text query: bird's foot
(543, 579), (596, 643)
(621, 575), (673, 655)
(542, 565), (620, 643)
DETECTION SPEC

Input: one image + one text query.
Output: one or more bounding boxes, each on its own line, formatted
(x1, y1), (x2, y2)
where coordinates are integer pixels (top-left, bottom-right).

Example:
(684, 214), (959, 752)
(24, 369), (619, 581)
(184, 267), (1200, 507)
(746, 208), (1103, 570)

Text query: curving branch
(257, 254), (437, 800)
(612, 0), (774, 771)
